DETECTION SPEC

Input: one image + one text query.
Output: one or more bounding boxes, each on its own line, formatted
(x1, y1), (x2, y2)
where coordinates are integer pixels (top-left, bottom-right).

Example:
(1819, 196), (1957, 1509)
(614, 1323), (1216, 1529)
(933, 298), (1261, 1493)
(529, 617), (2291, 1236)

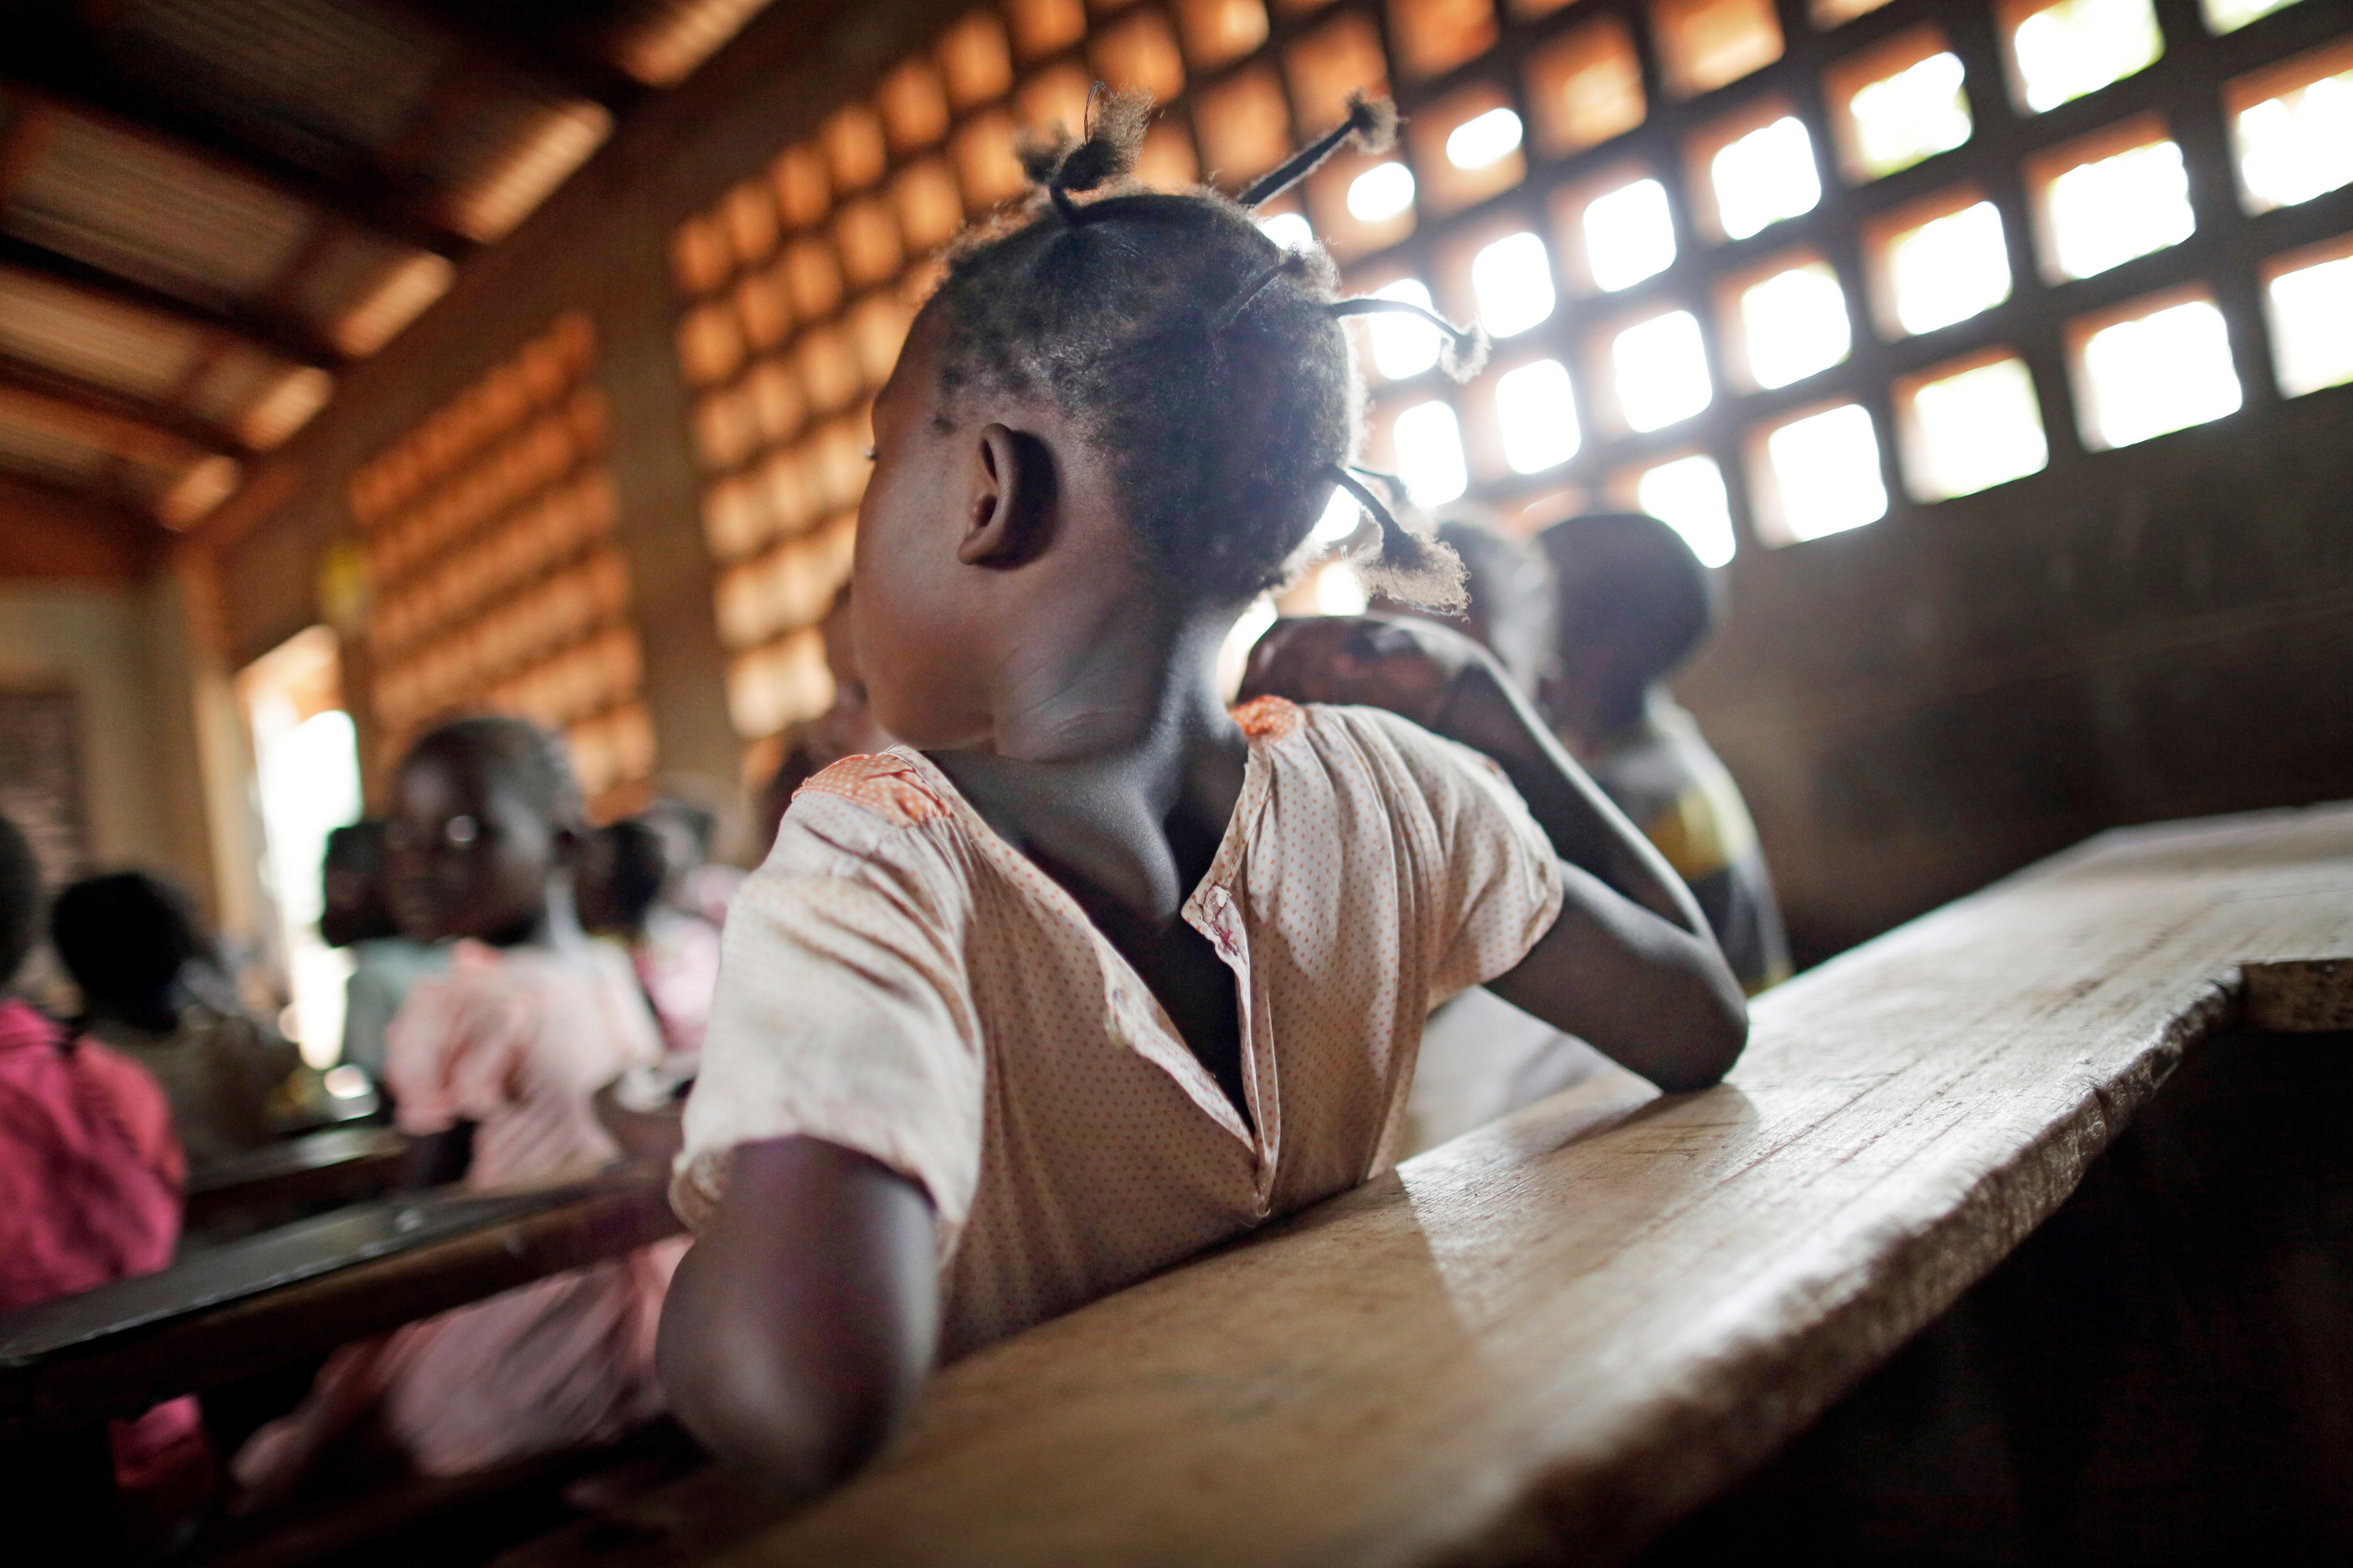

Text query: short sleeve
(672, 792), (983, 1247)
(1344, 708), (1566, 1008)
(385, 957), (537, 1136)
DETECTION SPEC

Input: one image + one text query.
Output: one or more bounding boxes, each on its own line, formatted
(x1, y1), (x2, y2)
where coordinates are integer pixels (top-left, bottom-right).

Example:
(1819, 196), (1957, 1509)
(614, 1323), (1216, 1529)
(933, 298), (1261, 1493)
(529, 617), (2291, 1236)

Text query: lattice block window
(1092, 8), (1189, 101)
(2001, 0), (2163, 115)
(1689, 101), (1822, 242)
(1285, 11), (1389, 131)
(1748, 401), (1888, 544)
(1822, 25), (1972, 184)
(1611, 451), (1737, 566)
(1861, 185), (2013, 339)
(1491, 356), (1583, 474)
(1411, 83), (1525, 213)
(1598, 308), (1715, 433)
(1557, 168), (1678, 293)
(351, 312), (655, 809)
(1719, 253), (1853, 391)
(2068, 288), (2244, 449)
(1389, 0), (1498, 81)
(1894, 349), (2050, 501)
(2263, 233), (2353, 398)
(2202, 0), (2305, 34)
(2227, 37), (2353, 215)
(1811, 0), (1894, 28)
(1178, 0), (1271, 71)
(1651, 0), (1783, 101)
(2025, 114), (2195, 283)
(1388, 397), (1471, 503)
(1525, 16), (1646, 158)
(939, 12), (1017, 108)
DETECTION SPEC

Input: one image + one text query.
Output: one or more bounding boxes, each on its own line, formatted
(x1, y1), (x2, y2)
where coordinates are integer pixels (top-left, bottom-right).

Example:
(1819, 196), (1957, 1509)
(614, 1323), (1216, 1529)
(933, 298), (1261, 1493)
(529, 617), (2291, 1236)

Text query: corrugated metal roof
(287, 227), (452, 355)
(114, 0), (446, 158)
(0, 269), (209, 400)
(608, 0), (778, 87)
(6, 113), (315, 302)
(0, 416), (112, 486)
(415, 92), (612, 242)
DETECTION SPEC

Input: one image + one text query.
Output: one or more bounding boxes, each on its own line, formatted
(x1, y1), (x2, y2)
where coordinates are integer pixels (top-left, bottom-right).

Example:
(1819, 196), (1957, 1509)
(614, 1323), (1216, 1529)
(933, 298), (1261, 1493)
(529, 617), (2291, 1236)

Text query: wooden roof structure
(0, 0), (778, 545)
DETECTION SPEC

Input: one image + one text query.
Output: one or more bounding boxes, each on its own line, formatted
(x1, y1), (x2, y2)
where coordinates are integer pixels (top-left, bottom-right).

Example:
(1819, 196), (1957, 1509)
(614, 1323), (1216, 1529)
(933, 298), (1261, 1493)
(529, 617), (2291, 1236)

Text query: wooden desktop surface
(666, 804), (2353, 1568)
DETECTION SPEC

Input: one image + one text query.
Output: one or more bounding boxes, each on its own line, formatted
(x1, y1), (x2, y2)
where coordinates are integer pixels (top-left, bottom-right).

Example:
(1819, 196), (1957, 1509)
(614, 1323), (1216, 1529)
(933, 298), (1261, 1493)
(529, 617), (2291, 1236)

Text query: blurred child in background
(50, 870), (302, 1172)
(321, 819), (446, 1094)
(234, 716), (678, 1506)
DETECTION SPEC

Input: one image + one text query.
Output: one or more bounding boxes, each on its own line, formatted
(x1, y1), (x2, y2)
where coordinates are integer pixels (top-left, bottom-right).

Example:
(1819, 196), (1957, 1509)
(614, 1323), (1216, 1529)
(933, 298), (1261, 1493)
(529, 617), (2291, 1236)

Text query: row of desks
(4, 804), (2348, 1563)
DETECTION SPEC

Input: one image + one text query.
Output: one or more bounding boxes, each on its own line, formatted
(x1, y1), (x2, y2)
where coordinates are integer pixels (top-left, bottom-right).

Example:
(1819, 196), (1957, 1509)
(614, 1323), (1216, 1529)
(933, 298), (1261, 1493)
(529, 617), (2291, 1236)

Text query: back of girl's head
(1534, 511), (1719, 692)
(51, 870), (211, 1014)
(923, 91), (1476, 609)
(0, 813), (39, 988)
(402, 715), (585, 829)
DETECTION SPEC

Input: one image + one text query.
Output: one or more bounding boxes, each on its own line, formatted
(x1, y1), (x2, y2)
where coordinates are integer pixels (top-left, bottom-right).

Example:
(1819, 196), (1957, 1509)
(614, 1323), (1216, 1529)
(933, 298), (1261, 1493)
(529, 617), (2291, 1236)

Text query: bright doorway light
(1472, 231), (1557, 337)
(1737, 262), (1852, 389)
(1448, 108), (1525, 168)
(1366, 278), (1443, 380)
(2267, 252), (2353, 398)
(1902, 356), (2048, 500)
(2045, 139), (2194, 279)
(1847, 51), (1971, 178)
(1584, 178), (1678, 291)
(1495, 359), (1582, 473)
(238, 625), (362, 1069)
(1886, 201), (2011, 335)
(1633, 454), (1737, 566)
(1764, 404), (1886, 542)
(2011, 0), (2162, 114)
(1710, 116), (1821, 240)
(2077, 298), (2242, 449)
(1611, 309), (1714, 432)
(1392, 399), (1469, 503)
(2234, 67), (2353, 212)
(1348, 161), (1418, 222)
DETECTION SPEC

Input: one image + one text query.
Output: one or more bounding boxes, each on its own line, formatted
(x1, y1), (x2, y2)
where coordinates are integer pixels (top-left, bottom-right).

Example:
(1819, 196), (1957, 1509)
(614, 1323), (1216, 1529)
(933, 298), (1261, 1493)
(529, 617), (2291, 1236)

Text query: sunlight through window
(1584, 178), (1678, 291)
(1845, 51), (1972, 179)
(1762, 404), (1887, 542)
(1901, 356), (2048, 500)
(1348, 161), (1419, 222)
(1259, 211), (1315, 249)
(1885, 201), (2012, 336)
(1738, 262), (1852, 389)
(1472, 231), (1558, 338)
(2201, 0), (2302, 34)
(2234, 66), (2353, 212)
(1496, 359), (1584, 473)
(1711, 116), (1821, 240)
(2011, 0), (2162, 114)
(1394, 398), (1469, 503)
(2265, 251), (2353, 398)
(1632, 455), (1737, 566)
(1315, 562), (1369, 615)
(1612, 310), (1714, 432)
(1312, 483), (1362, 541)
(1448, 107), (1525, 168)
(2077, 298), (2242, 449)
(2045, 138), (2194, 279)
(1365, 278), (1444, 379)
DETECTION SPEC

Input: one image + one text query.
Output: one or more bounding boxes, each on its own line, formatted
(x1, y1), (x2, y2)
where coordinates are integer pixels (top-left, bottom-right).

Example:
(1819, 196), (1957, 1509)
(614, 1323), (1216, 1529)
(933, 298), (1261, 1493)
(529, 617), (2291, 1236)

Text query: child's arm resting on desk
(1242, 616), (1747, 1092)
(659, 1136), (939, 1497)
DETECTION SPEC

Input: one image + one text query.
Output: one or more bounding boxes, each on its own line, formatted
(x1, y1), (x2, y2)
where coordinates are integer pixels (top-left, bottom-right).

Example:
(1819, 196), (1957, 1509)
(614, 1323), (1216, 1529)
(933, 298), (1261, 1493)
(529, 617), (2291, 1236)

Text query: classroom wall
(191, 0), (2353, 966)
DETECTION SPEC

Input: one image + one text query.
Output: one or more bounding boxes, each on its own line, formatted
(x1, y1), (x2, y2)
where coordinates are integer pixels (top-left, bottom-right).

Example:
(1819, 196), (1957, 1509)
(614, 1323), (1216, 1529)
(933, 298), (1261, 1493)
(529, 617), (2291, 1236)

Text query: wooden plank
(181, 1125), (409, 1230)
(0, 1160), (683, 1435)
(581, 804), (2353, 1568)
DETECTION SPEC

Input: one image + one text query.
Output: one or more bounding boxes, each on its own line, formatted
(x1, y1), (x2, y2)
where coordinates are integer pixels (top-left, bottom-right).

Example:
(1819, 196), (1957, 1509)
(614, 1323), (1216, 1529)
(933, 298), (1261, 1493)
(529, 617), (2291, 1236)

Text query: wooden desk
(0, 1160), (684, 1438)
(182, 1125), (409, 1232)
(618, 805), (2353, 1568)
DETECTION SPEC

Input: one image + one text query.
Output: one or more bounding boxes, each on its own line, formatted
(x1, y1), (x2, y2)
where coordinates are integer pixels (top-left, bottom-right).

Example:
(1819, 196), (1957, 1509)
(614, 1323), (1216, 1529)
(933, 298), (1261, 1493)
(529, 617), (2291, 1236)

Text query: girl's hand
(1238, 615), (1499, 731)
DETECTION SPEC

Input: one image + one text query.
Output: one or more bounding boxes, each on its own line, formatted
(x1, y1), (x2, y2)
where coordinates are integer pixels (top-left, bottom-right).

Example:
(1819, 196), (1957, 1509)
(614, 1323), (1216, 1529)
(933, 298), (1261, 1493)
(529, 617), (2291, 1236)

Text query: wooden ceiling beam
(0, 355), (255, 458)
(0, 42), (480, 261)
(0, 379), (222, 473)
(386, 1), (652, 115)
(0, 233), (345, 373)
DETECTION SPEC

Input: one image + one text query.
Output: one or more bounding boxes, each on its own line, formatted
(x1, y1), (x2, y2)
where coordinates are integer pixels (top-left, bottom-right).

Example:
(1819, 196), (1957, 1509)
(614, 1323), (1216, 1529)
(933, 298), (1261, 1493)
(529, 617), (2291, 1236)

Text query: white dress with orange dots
(675, 696), (1565, 1360)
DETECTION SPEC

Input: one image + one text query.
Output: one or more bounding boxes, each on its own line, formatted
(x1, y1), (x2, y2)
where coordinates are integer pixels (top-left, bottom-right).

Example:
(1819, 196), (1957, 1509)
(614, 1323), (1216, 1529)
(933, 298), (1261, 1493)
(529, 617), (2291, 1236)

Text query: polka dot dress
(676, 697), (1564, 1362)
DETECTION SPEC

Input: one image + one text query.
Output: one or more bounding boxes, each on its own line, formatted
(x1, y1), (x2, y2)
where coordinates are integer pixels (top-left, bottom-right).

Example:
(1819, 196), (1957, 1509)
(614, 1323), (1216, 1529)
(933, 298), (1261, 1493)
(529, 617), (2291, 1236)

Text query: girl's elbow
(1656, 975), (1749, 1093)
(659, 1300), (906, 1499)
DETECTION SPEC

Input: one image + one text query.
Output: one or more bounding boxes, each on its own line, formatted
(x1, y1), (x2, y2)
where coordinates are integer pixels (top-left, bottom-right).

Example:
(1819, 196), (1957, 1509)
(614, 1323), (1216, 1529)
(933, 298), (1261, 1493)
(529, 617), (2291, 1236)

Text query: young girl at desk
(235, 718), (676, 1503)
(661, 94), (1747, 1496)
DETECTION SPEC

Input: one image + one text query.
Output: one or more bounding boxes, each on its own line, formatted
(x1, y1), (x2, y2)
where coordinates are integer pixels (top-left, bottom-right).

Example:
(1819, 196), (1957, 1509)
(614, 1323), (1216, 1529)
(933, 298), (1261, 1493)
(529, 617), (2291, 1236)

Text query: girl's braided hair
(924, 89), (1488, 610)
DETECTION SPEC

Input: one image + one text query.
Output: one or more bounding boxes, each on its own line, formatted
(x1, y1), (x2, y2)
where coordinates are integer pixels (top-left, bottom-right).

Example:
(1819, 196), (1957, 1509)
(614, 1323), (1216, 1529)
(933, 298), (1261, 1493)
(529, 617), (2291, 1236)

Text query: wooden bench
(0, 1159), (685, 1439)
(182, 1125), (410, 1235)
(506, 803), (2353, 1568)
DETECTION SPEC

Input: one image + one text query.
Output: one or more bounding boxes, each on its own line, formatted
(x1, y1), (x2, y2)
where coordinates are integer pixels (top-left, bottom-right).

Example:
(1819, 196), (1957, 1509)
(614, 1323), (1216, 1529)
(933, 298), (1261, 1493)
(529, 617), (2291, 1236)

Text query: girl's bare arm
(658, 1136), (939, 1497)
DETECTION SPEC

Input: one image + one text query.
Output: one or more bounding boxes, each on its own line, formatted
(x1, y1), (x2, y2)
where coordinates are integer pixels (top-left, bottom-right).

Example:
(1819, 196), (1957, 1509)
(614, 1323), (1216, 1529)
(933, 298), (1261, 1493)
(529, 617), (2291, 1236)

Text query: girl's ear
(956, 423), (1058, 569)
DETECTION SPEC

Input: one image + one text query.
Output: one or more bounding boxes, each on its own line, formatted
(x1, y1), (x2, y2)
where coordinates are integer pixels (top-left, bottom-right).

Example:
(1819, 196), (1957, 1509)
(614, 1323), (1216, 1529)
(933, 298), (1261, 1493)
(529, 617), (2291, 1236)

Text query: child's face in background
(849, 310), (1001, 750)
(387, 750), (561, 945)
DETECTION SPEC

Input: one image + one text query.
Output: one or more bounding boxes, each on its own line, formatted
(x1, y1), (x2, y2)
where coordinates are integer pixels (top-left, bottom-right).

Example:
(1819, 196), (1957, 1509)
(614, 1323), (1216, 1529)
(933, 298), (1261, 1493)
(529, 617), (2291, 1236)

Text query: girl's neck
(478, 878), (592, 956)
